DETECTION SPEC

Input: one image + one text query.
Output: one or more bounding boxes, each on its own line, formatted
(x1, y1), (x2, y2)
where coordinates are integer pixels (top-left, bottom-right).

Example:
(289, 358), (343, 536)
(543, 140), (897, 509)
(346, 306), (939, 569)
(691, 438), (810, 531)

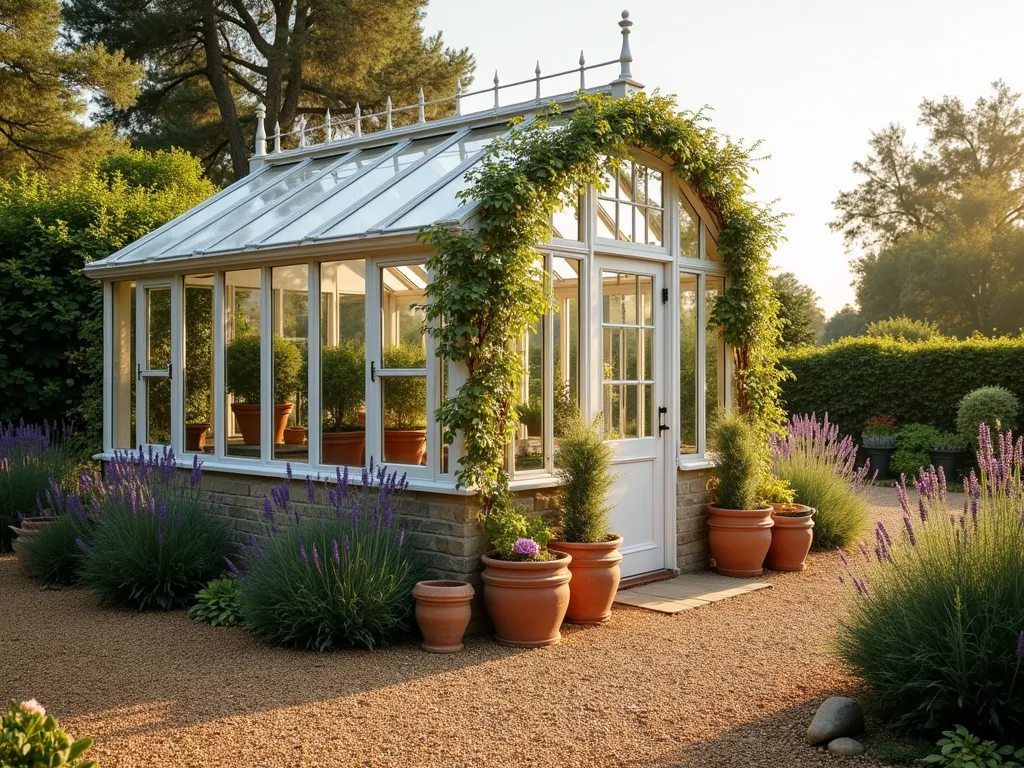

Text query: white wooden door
(595, 257), (669, 577)
(135, 280), (174, 451)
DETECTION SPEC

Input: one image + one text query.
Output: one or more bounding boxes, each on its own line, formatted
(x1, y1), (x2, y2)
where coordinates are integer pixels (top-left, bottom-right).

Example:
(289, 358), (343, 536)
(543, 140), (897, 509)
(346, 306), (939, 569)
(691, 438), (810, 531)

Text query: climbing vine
(424, 91), (785, 520)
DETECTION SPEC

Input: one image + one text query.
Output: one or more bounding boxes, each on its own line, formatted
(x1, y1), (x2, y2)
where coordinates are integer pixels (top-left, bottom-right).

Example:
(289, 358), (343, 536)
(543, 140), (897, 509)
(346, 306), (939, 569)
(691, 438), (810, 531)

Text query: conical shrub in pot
(707, 411), (774, 577)
(549, 414), (622, 625)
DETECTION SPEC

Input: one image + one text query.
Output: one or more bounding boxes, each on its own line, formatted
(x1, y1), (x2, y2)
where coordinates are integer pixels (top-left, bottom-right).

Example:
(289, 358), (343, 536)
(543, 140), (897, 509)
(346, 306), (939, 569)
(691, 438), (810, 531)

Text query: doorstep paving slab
(614, 571), (771, 614)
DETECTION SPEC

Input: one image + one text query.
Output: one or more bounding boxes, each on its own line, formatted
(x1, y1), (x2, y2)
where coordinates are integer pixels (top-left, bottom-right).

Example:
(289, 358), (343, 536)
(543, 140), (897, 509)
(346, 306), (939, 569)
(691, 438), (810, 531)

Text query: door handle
(370, 361), (376, 382)
(658, 406), (669, 435)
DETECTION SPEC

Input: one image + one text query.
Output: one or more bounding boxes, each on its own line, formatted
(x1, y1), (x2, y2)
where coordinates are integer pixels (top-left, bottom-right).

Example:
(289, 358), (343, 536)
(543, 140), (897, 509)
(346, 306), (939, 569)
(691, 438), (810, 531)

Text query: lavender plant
(76, 449), (234, 610)
(836, 424), (1024, 736)
(0, 421), (80, 551)
(238, 462), (424, 651)
(771, 413), (873, 549)
(23, 475), (96, 586)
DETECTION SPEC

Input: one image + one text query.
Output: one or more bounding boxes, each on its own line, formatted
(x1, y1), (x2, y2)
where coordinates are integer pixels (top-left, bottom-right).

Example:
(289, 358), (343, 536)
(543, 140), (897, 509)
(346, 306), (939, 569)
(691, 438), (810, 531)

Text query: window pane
(514, 313), (544, 473)
(679, 274), (698, 455)
(552, 258), (580, 467)
(706, 276), (727, 431)
(146, 377), (171, 445)
(146, 286), (171, 370)
(272, 266), (308, 462)
(320, 260), (366, 467)
(224, 269), (262, 458)
(705, 225), (721, 261)
(381, 376), (427, 466)
(551, 196), (581, 241)
(183, 276), (214, 454)
(596, 156), (665, 246)
(679, 195), (699, 259)
(111, 281), (136, 449)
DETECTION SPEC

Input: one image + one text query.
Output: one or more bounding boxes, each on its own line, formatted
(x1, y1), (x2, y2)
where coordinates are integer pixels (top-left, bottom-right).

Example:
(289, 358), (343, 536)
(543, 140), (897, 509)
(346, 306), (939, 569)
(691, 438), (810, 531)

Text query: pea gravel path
(2, 487), (943, 768)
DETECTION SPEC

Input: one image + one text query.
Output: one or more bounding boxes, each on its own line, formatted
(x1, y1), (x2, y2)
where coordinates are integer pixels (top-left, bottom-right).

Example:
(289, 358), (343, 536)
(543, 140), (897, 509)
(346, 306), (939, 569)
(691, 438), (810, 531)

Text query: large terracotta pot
(548, 535), (623, 625)
(384, 429), (426, 465)
(766, 504), (815, 572)
(707, 505), (774, 577)
(481, 553), (572, 647)
(230, 403), (293, 446)
(412, 580), (475, 653)
(185, 423), (210, 452)
(322, 431), (365, 466)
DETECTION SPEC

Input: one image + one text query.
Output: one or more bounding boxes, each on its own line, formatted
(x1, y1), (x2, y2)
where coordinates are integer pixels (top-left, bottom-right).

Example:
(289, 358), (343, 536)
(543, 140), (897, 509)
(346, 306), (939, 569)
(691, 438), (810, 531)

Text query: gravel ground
(2, 487), (951, 768)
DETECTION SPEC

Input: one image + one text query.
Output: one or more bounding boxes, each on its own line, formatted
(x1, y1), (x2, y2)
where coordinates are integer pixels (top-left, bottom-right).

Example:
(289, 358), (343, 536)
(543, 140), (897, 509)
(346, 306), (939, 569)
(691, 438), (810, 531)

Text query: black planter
(863, 445), (895, 481)
(929, 449), (963, 481)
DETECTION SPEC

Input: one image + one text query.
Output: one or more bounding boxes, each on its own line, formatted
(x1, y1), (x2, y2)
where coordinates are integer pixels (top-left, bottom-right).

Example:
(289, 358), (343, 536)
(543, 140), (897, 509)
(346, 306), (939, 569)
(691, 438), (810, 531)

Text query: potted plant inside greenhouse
(861, 415), (898, 481)
(226, 334), (303, 445)
(707, 411), (774, 577)
(929, 432), (966, 480)
(548, 414), (622, 625)
(184, 290), (214, 452)
(321, 339), (366, 465)
(382, 342), (428, 465)
(759, 476), (815, 572)
(517, 397), (543, 438)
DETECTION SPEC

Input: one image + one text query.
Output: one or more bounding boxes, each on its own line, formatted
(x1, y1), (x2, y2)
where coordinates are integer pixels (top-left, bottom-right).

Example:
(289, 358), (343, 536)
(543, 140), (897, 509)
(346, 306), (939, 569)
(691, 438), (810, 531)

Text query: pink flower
(20, 699), (45, 716)
(513, 538), (540, 557)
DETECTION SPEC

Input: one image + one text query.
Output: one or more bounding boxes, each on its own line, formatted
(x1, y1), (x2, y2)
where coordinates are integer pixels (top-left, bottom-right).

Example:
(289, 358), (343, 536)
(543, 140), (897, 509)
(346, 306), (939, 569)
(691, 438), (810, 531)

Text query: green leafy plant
(709, 411), (767, 511)
(423, 92), (785, 530)
(891, 423), (941, 479)
(381, 343), (427, 430)
(932, 432), (966, 453)
(554, 414), (615, 543)
(481, 505), (554, 561)
(321, 339), (365, 431)
(865, 316), (945, 343)
(922, 726), (1023, 767)
(184, 286), (214, 424)
(188, 578), (243, 627)
(0, 699), (97, 768)
(225, 335), (303, 405)
(758, 475), (795, 505)
(957, 386), (1019, 449)
(516, 397), (543, 430)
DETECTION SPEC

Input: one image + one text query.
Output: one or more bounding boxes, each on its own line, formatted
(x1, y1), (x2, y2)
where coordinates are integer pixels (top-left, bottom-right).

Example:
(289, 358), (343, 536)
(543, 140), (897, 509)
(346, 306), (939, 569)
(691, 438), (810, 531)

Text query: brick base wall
(676, 468), (714, 572)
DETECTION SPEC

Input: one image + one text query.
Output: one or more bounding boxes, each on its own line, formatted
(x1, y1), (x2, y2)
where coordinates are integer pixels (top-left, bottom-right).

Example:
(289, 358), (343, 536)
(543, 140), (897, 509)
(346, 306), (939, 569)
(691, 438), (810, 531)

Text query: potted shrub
(956, 385), (1020, 449)
(516, 397), (543, 438)
(480, 507), (571, 647)
(759, 475), (815, 572)
(321, 339), (366, 465)
(548, 414), (622, 625)
(412, 579), (475, 653)
(382, 342), (428, 465)
(707, 411), (774, 577)
(226, 334), (302, 446)
(929, 432), (966, 480)
(861, 416), (898, 480)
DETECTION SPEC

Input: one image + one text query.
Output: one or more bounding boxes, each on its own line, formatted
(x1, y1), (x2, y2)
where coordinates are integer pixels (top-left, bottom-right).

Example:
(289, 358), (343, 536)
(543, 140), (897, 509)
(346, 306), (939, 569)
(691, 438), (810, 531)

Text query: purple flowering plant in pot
(237, 460), (424, 651)
(836, 424), (1024, 736)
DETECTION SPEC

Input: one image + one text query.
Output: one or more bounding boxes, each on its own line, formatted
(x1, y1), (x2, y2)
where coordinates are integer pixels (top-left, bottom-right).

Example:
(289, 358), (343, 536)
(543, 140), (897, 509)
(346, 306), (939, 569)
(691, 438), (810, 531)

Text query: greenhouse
(85, 11), (730, 581)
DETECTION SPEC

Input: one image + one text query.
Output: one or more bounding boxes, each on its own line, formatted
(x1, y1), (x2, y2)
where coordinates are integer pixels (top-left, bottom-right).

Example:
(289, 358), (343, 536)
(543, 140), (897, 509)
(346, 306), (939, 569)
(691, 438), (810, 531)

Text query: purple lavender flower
(225, 557), (242, 579)
(298, 535), (308, 566)
(306, 475), (315, 503)
(395, 525), (406, 547)
(513, 538), (540, 557)
(331, 537), (340, 564)
(75, 537), (89, 553)
(312, 543), (321, 572)
(1018, 631), (1024, 662)
(902, 515), (917, 546)
(343, 533), (351, 551)
(263, 496), (274, 523)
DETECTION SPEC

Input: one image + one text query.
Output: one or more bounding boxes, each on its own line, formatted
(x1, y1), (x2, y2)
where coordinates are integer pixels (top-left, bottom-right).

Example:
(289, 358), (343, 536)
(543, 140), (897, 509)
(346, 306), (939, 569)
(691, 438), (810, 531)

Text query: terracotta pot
(412, 580), (475, 653)
(283, 426), (308, 446)
(526, 424), (541, 438)
(384, 429), (426, 466)
(480, 553), (572, 647)
(9, 526), (40, 577)
(185, 423), (210, 452)
(322, 431), (365, 466)
(707, 505), (775, 577)
(18, 517), (55, 532)
(766, 505), (815, 572)
(548, 535), (623, 625)
(230, 403), (294, 446)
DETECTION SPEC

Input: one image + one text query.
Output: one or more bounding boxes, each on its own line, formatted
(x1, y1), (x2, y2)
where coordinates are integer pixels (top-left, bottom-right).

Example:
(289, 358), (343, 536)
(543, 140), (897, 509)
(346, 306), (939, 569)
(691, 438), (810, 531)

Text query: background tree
(865, 316), (945, 342)
(772, 271), (825, 348)
(64, 0), (475, 182)
(822, 305), (866, 344)
(833, 81), (1024, 336)
(0, 0), (140, 178)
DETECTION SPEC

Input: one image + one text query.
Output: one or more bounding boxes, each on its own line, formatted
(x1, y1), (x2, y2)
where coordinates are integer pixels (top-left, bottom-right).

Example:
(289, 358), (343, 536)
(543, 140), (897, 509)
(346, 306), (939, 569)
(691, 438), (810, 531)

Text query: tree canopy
(0, 0), (141, 179)
(772, 271), (825, 348)
(833, 81), (1024, 336)
(822, 305), (866, 345)
(64, 0), (475, 182)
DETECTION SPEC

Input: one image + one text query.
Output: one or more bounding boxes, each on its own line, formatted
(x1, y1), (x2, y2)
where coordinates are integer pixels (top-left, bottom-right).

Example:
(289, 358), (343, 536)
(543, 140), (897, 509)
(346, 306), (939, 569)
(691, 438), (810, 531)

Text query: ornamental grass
(836, 424), (1024, 737)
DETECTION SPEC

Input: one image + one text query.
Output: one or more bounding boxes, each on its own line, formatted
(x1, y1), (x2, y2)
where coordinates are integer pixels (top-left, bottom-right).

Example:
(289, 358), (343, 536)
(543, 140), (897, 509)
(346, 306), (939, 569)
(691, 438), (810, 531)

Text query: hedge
(779, 336), (1024, 438)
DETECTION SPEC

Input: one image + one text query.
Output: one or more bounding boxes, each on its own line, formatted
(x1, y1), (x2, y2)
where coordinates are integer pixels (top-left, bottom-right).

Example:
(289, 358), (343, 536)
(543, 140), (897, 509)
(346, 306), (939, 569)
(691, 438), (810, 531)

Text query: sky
(423, 0), (1024, 315)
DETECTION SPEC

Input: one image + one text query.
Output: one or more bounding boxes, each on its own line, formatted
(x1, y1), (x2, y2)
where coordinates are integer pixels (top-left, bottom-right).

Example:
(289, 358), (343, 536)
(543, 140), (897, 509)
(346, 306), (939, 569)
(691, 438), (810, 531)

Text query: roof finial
(273, 121), (281, 153)
(493, 70), (500, 109)
(535, 60), (541, 100)
(297, 114), (307, 148)
(354, 103), (362, 137)
(386, 95), (393, 131)
(324, 108), (332, 143)
(254, 102), (267, 156)
(418, 87), (426, 123)
(579, 50), (586, 90)
(618, 10), (633, 81)
(455, 77), (463, 116)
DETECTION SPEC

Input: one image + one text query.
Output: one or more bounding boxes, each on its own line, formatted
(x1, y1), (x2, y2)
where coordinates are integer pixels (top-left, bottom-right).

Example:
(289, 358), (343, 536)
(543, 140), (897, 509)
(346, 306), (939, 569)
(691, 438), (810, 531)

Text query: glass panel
(595, 156), (665, 245)
(271, 138), (445, 244)
(551, 196), (581, 241)
(706, 276), (727, 433)
(639, 275), (653, 325)
(224, 269), (262, 459)
(272, 265), (308, 462)
(183, 276), (215, 454)
(679, 195), (699, 258)
(381, 376), (427, 466)
(388, 169), (472, 229)
(552, 258), (580, 461)
(647, 206), (663, 247)
(325, 125), (507, 237)
(112, 281), (136, 449)
(320, 260), (366, 467)
(679, 273), (698, 455)
(514, 313), (544, 472)
(601, 271), (638, 326)
(601, 270), (655, 440)
(146, 377), (171, 445)
(221, 147), (392, 250)
(595, 196), (617, 240)
(146, 286), (171, 370)
(705, 225), (721, 261)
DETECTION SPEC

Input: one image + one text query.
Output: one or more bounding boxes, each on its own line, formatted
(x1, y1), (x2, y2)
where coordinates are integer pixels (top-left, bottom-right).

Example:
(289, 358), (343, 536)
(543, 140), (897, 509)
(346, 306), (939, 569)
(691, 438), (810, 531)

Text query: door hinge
(661, 287), (669, 304)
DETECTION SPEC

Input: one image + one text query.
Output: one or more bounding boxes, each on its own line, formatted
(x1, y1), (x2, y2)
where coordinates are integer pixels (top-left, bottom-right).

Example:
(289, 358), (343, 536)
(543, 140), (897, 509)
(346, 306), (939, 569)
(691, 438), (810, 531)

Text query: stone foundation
(676, 467), (714, 572)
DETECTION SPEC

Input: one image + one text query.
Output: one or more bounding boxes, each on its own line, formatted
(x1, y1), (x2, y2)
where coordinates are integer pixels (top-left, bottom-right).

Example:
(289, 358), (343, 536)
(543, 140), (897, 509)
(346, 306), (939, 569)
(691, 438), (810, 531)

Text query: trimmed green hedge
(779, 336), (1024, 438)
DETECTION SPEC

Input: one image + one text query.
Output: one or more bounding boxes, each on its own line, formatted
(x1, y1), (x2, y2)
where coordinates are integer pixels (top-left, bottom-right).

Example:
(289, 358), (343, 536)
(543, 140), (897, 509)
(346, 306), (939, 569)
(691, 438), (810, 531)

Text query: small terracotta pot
(412, 580), (475, 653)
(384, 429), (426, 466)
(283, 426), (308, 446)
(9, 526), (41, 577)
(548, 535), (623, 625)
(231, 403), (294, 446)
(18, 517), (55, 532)
(707, 505), (774, 577)
(322, 431), (365, 466)
(185, 423), (210, 452)
(481, 553), (572, 647)
(766, 505), (815, 572)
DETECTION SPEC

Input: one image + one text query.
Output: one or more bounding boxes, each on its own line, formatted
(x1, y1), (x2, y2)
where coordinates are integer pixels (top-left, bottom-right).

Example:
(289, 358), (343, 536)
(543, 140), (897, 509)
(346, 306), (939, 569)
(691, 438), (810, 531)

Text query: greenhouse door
(596, 258), (669, 578)
(135, 280), (174, 450)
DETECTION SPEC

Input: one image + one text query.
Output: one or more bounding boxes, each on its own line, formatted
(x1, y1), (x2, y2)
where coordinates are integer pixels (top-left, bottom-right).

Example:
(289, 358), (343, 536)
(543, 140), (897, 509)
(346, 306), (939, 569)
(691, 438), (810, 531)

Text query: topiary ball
(956, 386), (1019, 448)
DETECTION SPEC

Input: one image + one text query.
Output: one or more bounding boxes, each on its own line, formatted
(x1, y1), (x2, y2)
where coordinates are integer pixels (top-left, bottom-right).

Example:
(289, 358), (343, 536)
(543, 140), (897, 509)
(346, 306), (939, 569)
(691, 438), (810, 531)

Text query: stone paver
(615, 571), (771, 613)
